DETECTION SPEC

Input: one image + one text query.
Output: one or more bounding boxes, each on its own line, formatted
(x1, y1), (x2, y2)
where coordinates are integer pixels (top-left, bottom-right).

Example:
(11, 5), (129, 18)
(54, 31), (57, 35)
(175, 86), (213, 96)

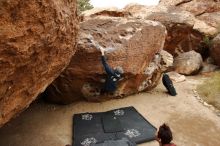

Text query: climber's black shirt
(101, 56), (121, 92)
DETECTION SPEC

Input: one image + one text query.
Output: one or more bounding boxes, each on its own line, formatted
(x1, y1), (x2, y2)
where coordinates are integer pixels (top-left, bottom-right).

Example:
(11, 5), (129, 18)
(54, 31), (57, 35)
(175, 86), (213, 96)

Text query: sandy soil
(0, 76), (220, 146)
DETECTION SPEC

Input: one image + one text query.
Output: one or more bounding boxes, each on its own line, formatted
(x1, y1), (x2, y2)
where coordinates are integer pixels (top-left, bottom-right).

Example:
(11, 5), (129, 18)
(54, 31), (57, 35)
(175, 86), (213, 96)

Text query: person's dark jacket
(101, 56), (121, 92)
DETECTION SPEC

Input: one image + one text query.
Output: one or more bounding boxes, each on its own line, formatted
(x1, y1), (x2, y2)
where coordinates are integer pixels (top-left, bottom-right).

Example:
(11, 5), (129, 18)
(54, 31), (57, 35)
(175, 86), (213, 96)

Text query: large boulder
(159, 0), (192, 6)
(196, 12), (220, 36)
(174, 51), (203, 75)
(193, 19), (219, 36)
(123, 3), (152, 19)
(80, 7), (131, 21)
(211, 34), (220, 66)
(159, 0), (220, 15)
(0, 0), (78, 127)
(44, 17), (167, 104)
(159, 0), (220, 36)
(124, 4), (204, 56)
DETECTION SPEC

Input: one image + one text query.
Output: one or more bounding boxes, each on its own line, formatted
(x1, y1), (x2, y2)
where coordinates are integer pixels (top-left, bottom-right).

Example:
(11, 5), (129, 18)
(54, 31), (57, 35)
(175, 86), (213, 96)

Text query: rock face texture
(124, 4), (204, 56)
(80, 7), (131, 21)
(211, 34), (220, 66)
(174, 51), (203, 75)
(197, 12), (220, 31)
(159, 0), (220, 15)
(159, 0), (220, 36)
(160, 50), (174, 70)
(195, 12), (220, 36)
(0, 0), (78, 127)
(45, 17), (167, 104)
(123, 3), (152, 19)
(166, 72), (186, 83)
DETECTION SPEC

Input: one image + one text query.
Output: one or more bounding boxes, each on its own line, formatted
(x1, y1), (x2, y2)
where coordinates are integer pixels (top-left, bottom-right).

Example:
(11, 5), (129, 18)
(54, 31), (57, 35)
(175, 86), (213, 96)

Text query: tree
(77, 0), (94, 14)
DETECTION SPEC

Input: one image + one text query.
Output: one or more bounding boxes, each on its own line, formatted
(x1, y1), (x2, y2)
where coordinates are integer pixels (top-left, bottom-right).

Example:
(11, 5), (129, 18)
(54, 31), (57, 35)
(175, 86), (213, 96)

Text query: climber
(100, 47), (124, 93)
(88, 37), (124, 93)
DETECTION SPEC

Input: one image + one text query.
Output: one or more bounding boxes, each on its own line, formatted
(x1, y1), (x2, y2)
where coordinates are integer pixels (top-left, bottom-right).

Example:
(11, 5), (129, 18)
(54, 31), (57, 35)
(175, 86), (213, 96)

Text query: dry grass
(197, 72), (220, 110)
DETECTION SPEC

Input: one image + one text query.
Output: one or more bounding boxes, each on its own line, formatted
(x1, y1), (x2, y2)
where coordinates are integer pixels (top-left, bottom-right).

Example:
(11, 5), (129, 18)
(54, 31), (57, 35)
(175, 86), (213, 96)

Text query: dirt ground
(0, 76), (220, 146)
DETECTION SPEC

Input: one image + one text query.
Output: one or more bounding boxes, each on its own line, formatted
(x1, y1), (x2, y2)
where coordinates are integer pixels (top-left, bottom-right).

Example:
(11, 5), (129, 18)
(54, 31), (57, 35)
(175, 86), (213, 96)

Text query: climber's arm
(101, 54), (115, 76)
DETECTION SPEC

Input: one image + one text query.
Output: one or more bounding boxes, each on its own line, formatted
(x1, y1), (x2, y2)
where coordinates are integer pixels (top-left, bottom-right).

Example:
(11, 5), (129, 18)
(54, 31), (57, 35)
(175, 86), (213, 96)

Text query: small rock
(193, 90), (197, 94)
(174, 51), (203, 75)
(210, 106), (216, 111)
(167, 71), (186, 83)
(203, 102), (210, 107)
(206, 57), (215, 64)
(160, 50), (174, 69)
(201, 62), (219, 73)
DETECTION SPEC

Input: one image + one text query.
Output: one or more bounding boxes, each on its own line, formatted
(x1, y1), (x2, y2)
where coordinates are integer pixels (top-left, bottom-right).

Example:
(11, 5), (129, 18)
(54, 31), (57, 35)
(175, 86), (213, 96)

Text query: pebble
(203, 102), (209, 107)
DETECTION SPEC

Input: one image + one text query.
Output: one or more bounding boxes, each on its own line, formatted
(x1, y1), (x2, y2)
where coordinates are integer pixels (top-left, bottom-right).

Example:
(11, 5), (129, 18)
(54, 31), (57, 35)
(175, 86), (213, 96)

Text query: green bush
(203, 36), (212, 48)
(77, 0), (94, 14)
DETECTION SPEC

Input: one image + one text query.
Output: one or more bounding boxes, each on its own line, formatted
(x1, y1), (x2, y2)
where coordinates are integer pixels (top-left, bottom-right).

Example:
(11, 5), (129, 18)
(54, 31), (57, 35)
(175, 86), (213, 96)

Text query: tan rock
(174, 51), (203, 75)
(124, 4), (204, 56)
(44, 18), (167, 104)
(80, 7), (131, 21)
(159, 0), (220, 36)
(159, 50), (174, 70)
(159, 0), (220, 15)
(124, 3), (150, 12)
(193, 19), (218, 36)
(123, 3), (152, 19)
(211, 34), (220, 66)
(167, 71), (186, 83)
(196, 12), (220, 35)
(159, 0), (192, 6)
(0, 0), (78, 127)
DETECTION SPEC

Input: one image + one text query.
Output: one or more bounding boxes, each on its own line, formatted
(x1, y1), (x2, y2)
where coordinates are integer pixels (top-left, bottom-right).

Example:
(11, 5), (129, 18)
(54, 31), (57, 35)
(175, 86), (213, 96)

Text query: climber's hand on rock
(100, 47), (105, 56)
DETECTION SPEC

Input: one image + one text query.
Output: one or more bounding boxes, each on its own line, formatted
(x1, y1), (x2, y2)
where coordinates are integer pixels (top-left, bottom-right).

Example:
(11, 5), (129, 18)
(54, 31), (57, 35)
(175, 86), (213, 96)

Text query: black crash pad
(104, 107), (157, 143)
(91, 138), (136, 146)
(102, 113), (124, 133)
(73, 106), (157, 146)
